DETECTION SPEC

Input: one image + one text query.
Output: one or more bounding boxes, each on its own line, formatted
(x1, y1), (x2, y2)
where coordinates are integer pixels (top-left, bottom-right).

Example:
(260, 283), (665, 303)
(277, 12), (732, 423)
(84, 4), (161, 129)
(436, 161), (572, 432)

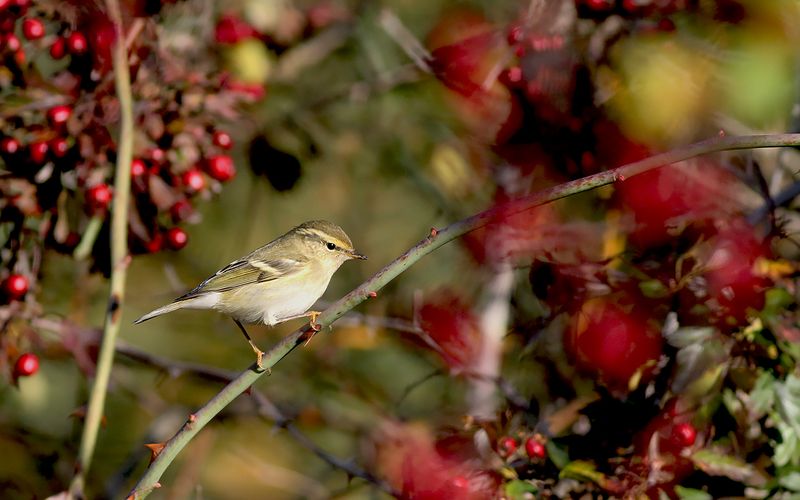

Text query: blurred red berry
(214, 14), (257, 44)
(130, 158), (147, 177)
(181, 168), (206, 192)
(506, 24), (523, 45)
(0, 0), (11, 12)
(148, 147), (166, 163)
(86, 183), (112, 212)
(525, 438), (546, 460)
(165, 227), (188, 250)
(12, 0), (28, 12)
(3, 33), (21, 52)
(49, 137), (69, 158)
(583, 0), (615, 10)
(170, 199), (193, 222)
(13, 47), (24, 64)
(144, 232), (163, 253)
(565, 300), (663, 388)
(419, 294), (480, 369)
(207, 155), (236, 181)
(671, 422), (697, 448)
(21, 18), (44, 40)
(1, 137), (21, 155)
(497, 436), (517, 457)
(4, 273), (28, 300)
(212, 130), (233, 149)
(66, 31), (88, 54)
(49, 36), (66, 59)
(28, 140), (48, 164)
(47, 105), (72, 127)
(14, 353), (39, 377)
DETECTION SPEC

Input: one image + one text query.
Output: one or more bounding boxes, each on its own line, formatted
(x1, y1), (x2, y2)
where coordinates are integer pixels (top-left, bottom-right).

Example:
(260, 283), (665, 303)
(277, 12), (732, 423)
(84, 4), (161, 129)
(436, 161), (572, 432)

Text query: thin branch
(69, 0), (135, 496)
(129, 133), (800, 498)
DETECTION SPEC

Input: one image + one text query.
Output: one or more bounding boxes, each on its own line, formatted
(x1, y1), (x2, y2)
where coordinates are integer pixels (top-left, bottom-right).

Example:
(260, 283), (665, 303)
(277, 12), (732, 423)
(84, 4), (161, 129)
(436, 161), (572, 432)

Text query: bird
(134, 220), (366, 369)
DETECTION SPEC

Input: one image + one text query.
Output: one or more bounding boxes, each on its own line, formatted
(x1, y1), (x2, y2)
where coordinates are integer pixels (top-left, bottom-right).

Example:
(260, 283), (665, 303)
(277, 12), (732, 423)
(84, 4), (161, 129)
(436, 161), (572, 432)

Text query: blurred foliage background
(2, 0), (800, 498)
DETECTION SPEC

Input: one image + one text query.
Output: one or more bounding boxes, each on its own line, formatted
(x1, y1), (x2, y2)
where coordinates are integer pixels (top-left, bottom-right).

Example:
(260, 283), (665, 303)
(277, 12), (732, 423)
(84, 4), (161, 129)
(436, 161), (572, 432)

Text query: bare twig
(130, 133), (800, 498)
(68, 1), (135, 496)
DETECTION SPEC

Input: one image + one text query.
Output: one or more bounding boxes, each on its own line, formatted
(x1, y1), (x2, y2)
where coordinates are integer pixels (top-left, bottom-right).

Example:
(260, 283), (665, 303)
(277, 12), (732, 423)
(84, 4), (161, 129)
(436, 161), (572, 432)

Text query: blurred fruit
(86, 183), (112, 212)
(1, 137), (21, 155)
(169, 199), (193, 222)
(418, 293), (480, 370)
(525, 437), (546, 460)
(165, 227), (188, 250)
(212, 130), (233, 149)
(48, 137), (69, 158)
(671, 422), (697, 448)
(215, 14), (257, 44)
(704, 224), (770, 324)
(498, 436), (517, 457)
(206, 155), (235, 181)
(21, 18), (44, 40)
(181, 168), (205, 192)
(49, 36), (65, 59)
(3, 33), (20, 52)
(13, 353), (39, 377)
(144, 232), (163, 253)
(47, 105), (72, 127)
(4, 273), (29, 300)
(66, 31), (88, 54)
(28, 140), (48, 164)
(130, 158), (147, 177)
(565, 300), (663, 388)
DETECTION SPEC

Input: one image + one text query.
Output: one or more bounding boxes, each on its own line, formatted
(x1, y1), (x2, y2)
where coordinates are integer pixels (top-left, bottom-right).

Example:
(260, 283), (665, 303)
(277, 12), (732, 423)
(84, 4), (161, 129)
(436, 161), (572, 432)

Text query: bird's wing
(176, 257), (305, 300)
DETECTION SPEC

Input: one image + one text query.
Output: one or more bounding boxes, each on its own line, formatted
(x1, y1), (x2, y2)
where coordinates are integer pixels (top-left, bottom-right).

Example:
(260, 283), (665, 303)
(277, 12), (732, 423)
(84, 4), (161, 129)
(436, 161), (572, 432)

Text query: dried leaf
(691, 449), (767, 486)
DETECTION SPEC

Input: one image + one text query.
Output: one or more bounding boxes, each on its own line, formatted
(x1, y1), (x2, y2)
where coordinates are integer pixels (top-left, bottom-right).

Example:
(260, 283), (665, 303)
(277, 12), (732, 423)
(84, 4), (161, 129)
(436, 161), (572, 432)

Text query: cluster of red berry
(0, 2), (266, 381)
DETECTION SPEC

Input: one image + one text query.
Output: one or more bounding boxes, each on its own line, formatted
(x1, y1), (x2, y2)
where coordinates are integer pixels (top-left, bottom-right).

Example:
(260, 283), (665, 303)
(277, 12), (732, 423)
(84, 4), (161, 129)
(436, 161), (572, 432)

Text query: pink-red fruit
(14, 353), (39, 377)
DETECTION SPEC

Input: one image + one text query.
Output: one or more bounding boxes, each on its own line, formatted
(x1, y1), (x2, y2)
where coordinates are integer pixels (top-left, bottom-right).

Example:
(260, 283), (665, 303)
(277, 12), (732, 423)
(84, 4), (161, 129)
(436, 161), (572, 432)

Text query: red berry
(66, 31), (88, 54)
(671, 422), (697, 448)
(3, 33), (20, 52)
(214, 14), (257, 44)
(507, 24), (524, 45)
(144, 232), (164, 253)
(181, 168), (206, 192)
(130, 158), (147, 177)
(86, 183), (112, 211)
(498, 436), (517, 457)
(0, 0), (11, 12)
(49, 36), (66, 59)
(206, 155), (235, 181)
(148, 147), (166, 163)
(14, 353), (39, 377)
(1, 137), (20, 155)
(170, 199), (193, 222)
(212, 130), (233, 149)
(584, 0), (615, 10)
(49, 137), (69, 158)
(29, 140), (48, 164)
(525, 438), (546, 460)
(13, 47), (24, 65)
(4, 273), (28, 300)
(47, 105), (72, 127)
(21, 18), (44, 40)
(166, 227), (188, 250)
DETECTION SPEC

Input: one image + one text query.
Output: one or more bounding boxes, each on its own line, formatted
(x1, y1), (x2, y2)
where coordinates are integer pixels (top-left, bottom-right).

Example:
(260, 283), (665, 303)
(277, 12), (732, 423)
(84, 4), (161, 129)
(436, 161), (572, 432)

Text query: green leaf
(504, 479), (538, 499)
(546, 440), (570, 470)
(559, 460), (606, 485)
(778, 471), (800, 492)
(750, 371), (776, 415)
(691, 449), (767, 486)
(640, 279), (669, 298)
(774, 421), (800, 467)
(675, 485), (713, 500)
(665, 327), (716, 348)
(776, 375), (800, 437)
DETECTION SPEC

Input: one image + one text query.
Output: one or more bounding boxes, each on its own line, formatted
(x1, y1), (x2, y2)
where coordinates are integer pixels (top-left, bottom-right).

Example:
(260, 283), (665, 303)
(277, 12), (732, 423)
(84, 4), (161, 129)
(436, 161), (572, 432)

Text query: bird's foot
(307, 310), (322, 332)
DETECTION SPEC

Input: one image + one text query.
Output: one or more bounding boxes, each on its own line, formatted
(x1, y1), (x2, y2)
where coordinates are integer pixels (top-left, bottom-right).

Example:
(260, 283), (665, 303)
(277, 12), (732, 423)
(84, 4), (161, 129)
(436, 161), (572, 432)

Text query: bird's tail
(134, 301), (189, 324)
(134, 293), (220, 324)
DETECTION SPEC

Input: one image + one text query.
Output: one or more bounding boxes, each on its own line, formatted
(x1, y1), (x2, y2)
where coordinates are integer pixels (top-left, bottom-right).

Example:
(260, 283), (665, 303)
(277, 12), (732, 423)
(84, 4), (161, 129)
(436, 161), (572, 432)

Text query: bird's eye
(326, 242), (336, 250)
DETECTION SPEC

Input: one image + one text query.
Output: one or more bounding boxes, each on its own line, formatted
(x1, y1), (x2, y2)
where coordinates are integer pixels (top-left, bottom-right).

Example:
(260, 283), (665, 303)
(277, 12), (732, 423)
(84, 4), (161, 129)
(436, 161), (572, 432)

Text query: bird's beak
(349, 250), (367, 260)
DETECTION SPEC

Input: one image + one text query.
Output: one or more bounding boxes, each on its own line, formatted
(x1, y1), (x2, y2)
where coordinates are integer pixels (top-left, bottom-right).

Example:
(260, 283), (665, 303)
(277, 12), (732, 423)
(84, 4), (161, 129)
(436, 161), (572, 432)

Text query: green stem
(129, 133), (800, 498)
(68, 0), (134, 497)
(73, 216), (104, 261)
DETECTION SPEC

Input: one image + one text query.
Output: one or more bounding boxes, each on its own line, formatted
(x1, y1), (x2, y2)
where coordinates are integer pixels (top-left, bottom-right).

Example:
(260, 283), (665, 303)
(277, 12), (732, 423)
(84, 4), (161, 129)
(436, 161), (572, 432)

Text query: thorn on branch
(430, 227), (438, 237)
(368, 291), (377, 298)
(145, 443), (165, 464)
(719, 129), (726, 137)
(617, 174), (625, 182)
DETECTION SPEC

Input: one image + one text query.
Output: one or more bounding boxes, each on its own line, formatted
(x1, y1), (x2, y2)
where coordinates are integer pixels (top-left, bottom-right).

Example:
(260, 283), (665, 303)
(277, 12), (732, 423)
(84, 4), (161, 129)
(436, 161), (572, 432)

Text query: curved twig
(129, 133), (800, 497)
